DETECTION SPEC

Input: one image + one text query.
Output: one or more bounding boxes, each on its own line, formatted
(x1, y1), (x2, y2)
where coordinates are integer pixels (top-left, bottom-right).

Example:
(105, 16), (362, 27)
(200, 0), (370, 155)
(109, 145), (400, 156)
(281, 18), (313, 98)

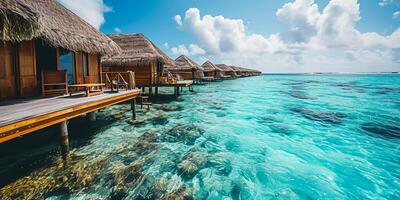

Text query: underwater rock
(178, 151), (208, 178)
(131, 140), (158, 156)
(143, 178), (170, 199)
(161, 124), (204, 145)
(291, 107), (346, 124)
(156, 104), (184, 112)
(150, 112), (169, 125)
(282, 90), (314, 100)
(0, 155), (108, 199)
(110, 160), (143, 199)
(208, 153), (232, 176)
(160, 185), (194, 200)
(139, 133), (159, 142)
(361, 122), (400, 139)
(127, 118), (147, 126)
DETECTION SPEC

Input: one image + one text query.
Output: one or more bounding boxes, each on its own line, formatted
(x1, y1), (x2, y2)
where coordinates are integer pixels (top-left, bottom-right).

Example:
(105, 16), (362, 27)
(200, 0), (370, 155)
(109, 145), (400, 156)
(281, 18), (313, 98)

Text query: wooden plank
(0, 90), (140, 143)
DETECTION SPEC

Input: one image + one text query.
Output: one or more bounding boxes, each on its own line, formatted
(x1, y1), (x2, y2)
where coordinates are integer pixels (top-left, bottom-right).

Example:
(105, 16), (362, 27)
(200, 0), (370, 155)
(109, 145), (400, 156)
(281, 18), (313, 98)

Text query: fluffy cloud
(394, 11), (400, 19)
(379, 0), (400, 7)
(172, 0), (400, 72)
(114, 27), (122, 33)
(58, 0), (111, 29)
(171, 43), (206, 56)
(171, 44), (189, 55)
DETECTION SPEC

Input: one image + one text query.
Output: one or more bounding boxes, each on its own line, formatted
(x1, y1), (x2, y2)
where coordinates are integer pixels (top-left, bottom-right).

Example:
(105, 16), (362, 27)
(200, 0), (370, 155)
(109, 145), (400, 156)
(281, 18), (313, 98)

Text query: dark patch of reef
(291, 107), (346, 124)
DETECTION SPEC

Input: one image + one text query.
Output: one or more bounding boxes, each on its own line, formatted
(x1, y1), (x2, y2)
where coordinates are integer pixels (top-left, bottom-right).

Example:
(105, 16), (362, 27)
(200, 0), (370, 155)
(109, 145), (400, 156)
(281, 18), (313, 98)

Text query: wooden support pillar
(142, 87), (145, 93)
(155, 87), (158, 96)
(131, 99), (136, 120)
(149, 87), (153, 100)
(87, 111), (96, 122)
(59, 121), (69, 159)
(174, 87), (178, 99)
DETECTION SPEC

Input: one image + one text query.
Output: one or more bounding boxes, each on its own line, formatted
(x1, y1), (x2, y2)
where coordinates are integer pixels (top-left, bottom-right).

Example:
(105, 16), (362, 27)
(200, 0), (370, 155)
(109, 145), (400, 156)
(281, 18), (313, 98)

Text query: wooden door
(74, 52), (84, 84)
(18, 41), (37, 97)
(0, 42), (17, 100)
(88, 54), (100, 83)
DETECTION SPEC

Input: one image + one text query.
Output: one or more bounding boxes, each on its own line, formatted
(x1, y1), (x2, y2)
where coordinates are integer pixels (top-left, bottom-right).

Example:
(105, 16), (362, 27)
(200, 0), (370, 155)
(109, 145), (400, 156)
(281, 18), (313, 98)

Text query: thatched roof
(216, 64), (235, 72)
(0, 0), (121, 56)
(201, 61), (222, 72)
(101, 34), (175, 67)
(173, 55), (204, 71)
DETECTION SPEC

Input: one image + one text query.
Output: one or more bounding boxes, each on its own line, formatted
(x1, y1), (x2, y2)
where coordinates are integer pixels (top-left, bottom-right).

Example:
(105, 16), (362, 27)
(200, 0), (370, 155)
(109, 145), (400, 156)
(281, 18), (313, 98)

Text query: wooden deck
(0, 89), (141, 143)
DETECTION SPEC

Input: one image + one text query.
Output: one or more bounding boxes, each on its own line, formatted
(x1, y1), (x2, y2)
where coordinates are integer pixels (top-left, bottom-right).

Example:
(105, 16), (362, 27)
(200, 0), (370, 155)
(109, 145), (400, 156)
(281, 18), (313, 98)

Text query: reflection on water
(1, 74), (400, 199)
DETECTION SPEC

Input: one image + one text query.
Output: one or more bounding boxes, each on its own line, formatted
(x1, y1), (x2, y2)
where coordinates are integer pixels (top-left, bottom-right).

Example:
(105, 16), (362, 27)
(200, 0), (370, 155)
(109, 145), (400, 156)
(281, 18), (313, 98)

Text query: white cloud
(113, 27), (122, 33)
(173, 1), (400, 72)
(379, 0), (400, 7)
(189, 44), (206, 55)
(174, 15), (182, 26)
(393, 11), (400, 19)
(170, 43), (206, 56)
(58, 0), (112, 29)
(171, 44), (189, 55)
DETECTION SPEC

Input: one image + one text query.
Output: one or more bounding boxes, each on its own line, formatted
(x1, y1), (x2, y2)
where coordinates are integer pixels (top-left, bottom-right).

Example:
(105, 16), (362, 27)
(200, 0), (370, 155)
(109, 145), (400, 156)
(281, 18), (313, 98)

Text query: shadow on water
(0, 115), (118, 188)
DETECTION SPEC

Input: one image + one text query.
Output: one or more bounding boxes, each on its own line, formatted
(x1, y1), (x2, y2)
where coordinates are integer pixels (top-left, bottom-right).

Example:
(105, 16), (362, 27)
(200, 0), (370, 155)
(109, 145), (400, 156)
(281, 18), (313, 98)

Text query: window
(59, 49), (73, 84)
(82, 53), (89, 76)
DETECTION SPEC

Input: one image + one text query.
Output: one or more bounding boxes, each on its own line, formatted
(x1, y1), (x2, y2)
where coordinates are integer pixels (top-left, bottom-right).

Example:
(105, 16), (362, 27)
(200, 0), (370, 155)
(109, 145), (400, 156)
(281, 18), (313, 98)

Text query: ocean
(0, 74), (399, 199)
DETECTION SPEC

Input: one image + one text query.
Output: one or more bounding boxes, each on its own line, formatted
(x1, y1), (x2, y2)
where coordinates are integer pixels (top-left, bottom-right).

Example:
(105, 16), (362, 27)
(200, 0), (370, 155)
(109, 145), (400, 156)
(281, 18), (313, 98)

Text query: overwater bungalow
(216, 64), (238, 79)
(230, 66), (245, 77)
(0, 0), (140, 155)
(201, 61), (223, 80)
(101, 34), (193, 98)
(168, 55), (208, 83)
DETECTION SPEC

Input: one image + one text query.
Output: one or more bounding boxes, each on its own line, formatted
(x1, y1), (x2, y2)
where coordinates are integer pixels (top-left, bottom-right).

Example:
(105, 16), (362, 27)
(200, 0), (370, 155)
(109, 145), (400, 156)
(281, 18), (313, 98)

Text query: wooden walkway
(0, 90), (141, 143)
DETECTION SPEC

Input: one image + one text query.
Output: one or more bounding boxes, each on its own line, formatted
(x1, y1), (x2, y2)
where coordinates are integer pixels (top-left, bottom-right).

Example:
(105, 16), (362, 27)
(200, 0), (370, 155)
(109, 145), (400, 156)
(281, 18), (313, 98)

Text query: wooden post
(155, 87), (158, 96)
(177, 87), (180, 96)
(131, 99), (136, 120)
(149, 87), (153, 99)
(87, 111), (96, 122)
(174, 87), (178, 99)
(59, 121), (69, 159)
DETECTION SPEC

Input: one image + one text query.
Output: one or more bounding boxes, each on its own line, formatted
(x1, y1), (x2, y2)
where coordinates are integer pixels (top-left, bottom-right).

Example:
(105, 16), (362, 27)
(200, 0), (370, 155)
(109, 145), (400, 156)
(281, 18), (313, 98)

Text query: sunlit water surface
(1, 74), (400, 199)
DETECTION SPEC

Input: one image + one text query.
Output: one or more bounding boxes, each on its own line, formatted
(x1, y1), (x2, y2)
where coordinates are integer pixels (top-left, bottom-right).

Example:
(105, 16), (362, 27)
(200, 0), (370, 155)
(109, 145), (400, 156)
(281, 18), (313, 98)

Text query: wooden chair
(111, 80), (128, 92)
(41, 70), (68, 96)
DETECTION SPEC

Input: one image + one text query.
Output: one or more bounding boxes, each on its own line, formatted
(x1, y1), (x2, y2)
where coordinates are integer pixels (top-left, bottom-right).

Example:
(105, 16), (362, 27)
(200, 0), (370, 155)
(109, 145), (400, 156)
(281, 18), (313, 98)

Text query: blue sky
(60, 0), (400, 73)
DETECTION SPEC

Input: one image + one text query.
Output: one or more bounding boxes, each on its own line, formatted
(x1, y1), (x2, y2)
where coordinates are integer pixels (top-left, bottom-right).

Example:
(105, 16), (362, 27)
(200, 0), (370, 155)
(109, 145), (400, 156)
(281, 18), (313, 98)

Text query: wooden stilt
(59, 121), (69, 159)
(174, 87), (178, 99)
(155, 87), (158, 96)
(87, 111), (96, 122)
(149, 87), (153, 100)
(131, 99), (136, 120)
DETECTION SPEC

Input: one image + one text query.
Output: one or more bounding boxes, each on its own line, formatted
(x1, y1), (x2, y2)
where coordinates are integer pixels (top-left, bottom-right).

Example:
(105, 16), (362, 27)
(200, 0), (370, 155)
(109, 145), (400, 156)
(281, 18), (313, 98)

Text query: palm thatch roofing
(101, 34), (175, 67)
(216, 64), (235, 72)
(0, 0), (121, 56)
(170, 55), (204, 71)
(201, 61), (222, 72)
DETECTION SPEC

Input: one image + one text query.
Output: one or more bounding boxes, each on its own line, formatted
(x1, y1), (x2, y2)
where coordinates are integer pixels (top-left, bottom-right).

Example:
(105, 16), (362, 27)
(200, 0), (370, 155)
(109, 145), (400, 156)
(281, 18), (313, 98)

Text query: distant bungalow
(201, 61), (223, 80)
(168, 55), (205, 83)
(101, 34), (193, 98)
(216, 64), (238, 79)
(102, 34), (175, 87)
(0, 0), (140, 156)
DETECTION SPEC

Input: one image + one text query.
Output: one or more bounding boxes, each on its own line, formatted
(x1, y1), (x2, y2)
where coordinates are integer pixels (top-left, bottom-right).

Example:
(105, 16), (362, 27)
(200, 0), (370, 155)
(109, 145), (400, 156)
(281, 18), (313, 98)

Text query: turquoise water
(1, 74), (400, 199)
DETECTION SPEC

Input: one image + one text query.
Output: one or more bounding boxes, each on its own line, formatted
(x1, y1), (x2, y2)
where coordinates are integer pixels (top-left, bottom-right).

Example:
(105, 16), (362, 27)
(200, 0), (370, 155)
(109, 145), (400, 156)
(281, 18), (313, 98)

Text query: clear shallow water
(1, 74), (400, 199)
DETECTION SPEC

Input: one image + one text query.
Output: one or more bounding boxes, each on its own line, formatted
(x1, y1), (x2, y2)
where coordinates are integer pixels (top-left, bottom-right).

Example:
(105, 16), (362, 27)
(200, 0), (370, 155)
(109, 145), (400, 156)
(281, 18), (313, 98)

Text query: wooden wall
(0, 42), (17, 100)
(102, 61), (158, 86)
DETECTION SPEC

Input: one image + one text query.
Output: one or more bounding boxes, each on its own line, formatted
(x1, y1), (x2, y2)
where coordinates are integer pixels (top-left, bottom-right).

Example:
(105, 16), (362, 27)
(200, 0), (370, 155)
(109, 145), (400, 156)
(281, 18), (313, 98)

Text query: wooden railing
(101, 71), (136, 89)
